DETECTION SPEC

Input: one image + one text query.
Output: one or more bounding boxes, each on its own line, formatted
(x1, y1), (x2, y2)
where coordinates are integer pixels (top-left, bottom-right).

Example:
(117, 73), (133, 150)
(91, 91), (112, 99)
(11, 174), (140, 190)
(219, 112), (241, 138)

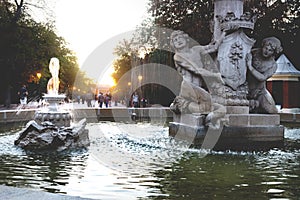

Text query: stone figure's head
(170, 30), (189, 51)
(49, 57), (60, 71)
(261, 37), (283, 57)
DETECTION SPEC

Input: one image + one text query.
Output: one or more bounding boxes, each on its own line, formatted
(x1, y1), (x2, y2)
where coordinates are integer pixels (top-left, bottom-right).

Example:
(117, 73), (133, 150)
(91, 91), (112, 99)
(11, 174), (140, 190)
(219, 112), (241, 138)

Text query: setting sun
(97, 67), (116, 87)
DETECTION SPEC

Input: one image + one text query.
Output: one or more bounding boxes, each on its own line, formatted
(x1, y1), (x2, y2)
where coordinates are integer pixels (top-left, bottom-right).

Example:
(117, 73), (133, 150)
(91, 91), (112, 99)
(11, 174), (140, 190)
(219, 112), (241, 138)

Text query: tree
(0, 1), (90, 106)
(111, 0), (299, 106)
(112, 38), (143, 84)
(148, 0), (299, 67)
(149, 0), (214, 45)
(245, 0), (300, 66)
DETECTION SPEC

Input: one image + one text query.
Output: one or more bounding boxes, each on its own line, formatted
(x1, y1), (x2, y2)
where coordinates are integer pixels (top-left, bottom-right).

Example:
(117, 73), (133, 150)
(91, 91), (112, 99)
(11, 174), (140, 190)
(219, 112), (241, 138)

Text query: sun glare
(98, 67), (116, 87)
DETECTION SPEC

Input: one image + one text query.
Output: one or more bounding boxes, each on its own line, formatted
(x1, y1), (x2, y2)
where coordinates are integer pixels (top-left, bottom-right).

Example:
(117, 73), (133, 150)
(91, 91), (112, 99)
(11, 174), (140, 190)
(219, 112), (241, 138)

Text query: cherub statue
(246, 37), (283, 113)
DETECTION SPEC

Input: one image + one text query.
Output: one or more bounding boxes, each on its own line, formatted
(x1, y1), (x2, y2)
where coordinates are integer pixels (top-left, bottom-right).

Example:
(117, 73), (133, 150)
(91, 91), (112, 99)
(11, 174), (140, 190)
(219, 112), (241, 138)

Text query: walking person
(106, 92), (112, 107)
(104, 93), (110, 108)
(132, 93), (139, 108)
(141, 97), (147, 108)
(86, 91), (94, 107)
(18, 84), (28, 109)
(98, 92), (104, 108)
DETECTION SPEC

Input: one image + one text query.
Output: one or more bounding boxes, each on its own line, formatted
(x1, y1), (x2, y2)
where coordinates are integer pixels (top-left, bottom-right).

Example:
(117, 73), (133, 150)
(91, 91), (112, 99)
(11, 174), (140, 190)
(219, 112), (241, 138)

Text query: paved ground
(0, 185), (93, 200)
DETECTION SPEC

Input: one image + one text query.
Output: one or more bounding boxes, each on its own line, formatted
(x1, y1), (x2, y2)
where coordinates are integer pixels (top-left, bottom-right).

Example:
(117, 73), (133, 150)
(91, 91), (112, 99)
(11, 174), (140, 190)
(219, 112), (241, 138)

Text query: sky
(54, 0), (149, 86)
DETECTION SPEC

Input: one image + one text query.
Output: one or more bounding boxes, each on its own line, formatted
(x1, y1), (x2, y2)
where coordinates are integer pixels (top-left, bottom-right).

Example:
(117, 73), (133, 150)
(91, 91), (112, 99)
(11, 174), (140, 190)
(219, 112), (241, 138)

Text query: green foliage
(113, 0), (300, 81)
(112, 53), (146, 85)
(0, 1), (91, 105)
(245, 0), (299, 66)
(149, 0), (214, 44)
(112, 53), (132, 84)
(148, 0), (299, 66)
(110, 0), (299, 106)
(146, 49), (174, 66)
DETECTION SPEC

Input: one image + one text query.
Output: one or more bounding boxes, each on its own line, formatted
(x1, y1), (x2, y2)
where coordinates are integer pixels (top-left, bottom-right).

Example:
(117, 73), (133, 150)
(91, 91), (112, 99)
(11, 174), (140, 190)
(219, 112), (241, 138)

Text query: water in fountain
(1, 122), (300, 199)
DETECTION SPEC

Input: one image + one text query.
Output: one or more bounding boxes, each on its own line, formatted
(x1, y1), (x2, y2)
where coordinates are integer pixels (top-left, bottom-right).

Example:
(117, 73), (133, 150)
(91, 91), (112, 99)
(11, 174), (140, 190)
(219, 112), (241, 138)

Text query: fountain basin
(169, 113), (284, 151)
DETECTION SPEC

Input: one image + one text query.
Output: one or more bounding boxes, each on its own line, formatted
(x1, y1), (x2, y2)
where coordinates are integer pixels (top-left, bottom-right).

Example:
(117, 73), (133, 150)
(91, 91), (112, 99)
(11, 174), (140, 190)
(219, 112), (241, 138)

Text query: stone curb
(0, 185), (93, 200)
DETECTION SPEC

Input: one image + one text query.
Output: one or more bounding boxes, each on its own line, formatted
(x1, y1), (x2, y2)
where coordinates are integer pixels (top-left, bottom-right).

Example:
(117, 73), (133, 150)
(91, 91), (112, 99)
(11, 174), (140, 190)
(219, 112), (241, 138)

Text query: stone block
(295, 114), (300, 123)
(169, 122), (205, 143)
(4, 110), (35, 122)
(173, 114), (204, 126)
(226, 106), (249, 114)
(279, 113), (294, 123)
(249, 114), (280, 126)
(169, 122), (284, 151)
(227, 114), (280, 127)
(227, 114), (249, 126)
(0, 112), (6, 120)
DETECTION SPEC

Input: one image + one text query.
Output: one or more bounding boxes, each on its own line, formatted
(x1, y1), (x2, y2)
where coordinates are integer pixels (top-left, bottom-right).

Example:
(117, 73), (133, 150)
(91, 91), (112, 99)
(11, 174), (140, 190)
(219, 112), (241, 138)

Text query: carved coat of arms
(217, 30), (255, 90)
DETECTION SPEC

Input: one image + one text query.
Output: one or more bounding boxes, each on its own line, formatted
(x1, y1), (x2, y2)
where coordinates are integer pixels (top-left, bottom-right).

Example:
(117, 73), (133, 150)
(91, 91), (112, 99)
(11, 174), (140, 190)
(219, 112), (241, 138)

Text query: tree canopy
(111, 0), (299, 106)
(148, 0), (299, 66)
(0, 0), (93, 106)
(113, 0), (299, 74)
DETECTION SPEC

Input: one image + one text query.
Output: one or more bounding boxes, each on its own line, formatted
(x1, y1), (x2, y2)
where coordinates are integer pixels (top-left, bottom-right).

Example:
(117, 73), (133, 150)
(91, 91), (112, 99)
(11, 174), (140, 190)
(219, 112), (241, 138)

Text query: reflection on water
(0, 122), (299, 199)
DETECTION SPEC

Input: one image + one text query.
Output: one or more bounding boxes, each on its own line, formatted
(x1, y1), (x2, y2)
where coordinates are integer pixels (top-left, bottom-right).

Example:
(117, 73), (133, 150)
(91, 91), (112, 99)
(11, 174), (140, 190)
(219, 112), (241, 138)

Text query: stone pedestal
(169, 113), (284, 151)
(15, 93), (90, 151)
(34, 111), (72, 127)
(34, 94), (71, 127)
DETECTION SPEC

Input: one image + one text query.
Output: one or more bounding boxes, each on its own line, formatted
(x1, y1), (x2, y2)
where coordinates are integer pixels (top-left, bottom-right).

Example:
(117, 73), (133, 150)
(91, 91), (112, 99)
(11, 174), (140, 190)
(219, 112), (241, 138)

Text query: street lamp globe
(138, 75), (143, 81)
(36, 72), (42, 80)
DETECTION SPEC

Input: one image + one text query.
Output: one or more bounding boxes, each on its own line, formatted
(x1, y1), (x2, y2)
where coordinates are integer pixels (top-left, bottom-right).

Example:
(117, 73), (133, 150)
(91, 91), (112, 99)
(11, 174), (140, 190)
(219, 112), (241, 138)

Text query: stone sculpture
(169, 0), (284, 150)
(169, 30), (226, 128)
(15, 58), (89, 151)
(246, 37), (283, 113)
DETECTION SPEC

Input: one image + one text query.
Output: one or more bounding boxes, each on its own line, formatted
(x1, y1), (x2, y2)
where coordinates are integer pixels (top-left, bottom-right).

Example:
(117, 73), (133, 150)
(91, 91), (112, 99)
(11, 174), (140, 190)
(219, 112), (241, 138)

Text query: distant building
(267, 54), (300, 108)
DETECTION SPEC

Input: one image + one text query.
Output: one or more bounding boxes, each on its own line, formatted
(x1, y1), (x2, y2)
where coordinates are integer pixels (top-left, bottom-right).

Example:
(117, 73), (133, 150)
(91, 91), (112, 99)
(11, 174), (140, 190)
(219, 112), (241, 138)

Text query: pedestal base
(169, 113), (284, 151)
(34, 111), (72, 127)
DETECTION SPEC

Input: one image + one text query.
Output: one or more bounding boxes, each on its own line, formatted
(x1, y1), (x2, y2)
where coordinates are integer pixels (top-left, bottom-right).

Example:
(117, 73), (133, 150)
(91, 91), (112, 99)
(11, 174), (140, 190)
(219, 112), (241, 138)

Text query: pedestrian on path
(18, 84), (28, 108)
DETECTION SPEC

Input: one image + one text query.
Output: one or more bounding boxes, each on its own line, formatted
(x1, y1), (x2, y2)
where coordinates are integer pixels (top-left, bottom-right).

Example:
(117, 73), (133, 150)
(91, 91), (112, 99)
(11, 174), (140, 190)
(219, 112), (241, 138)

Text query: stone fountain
(15, 58), (89, 151)
(169, 0), (284, 150)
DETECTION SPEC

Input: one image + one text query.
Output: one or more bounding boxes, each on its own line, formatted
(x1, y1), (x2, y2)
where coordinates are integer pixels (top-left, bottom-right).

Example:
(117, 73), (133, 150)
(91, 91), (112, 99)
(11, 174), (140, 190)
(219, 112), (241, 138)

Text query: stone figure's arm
(174, 61), (183, 74)
(197, 67), (220, 77)
(263, 63), (277, 79)
(175, 54), (224, 83)
(246, 53), (265, 81)
(174, 54), (202, 75)
(197, 32), (226, 54)
(246, 53), (276, 81)
(174, 55), (184, 73)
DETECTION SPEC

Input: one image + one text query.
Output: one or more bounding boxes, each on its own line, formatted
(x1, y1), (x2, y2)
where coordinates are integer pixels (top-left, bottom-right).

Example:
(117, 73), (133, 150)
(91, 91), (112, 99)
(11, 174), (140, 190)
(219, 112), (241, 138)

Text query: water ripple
(0, 122), (299, 199)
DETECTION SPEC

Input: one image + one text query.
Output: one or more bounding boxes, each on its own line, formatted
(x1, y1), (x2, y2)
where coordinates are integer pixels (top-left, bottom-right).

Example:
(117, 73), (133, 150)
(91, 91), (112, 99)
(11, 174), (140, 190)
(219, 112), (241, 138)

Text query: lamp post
(127, 81), (132, 107)
(36, 72), (41, 80)
(138, 75), (143, 82)
(138, 75), (143, 98)
(36, 72), (42, 100)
